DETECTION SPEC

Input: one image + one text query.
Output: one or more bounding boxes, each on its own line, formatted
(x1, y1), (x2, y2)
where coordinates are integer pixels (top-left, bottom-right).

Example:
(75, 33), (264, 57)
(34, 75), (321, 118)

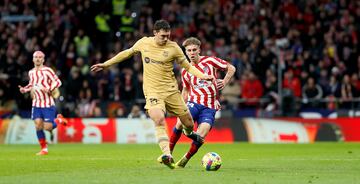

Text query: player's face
(154, 29), (171, 46)
(185, 44), (200, 63)
(33, 54), (44, 67)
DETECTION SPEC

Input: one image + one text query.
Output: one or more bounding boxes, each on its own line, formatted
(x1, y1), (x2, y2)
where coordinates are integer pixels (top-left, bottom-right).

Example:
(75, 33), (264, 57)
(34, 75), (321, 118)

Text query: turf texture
(0, 143), (359, 184)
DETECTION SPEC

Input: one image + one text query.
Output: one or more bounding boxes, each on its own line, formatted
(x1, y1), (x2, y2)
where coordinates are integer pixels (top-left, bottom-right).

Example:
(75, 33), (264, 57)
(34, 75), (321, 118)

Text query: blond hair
(182, 37), (201, 47)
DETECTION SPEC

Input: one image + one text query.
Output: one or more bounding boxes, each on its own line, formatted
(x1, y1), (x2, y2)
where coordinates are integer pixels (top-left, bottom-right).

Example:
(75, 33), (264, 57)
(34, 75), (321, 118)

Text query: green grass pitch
(0, 143), (359, 184)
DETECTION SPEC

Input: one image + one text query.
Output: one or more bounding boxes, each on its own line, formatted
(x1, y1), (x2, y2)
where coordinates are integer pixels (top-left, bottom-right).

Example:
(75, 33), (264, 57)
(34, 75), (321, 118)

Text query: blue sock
(173, 127), (182, 135)
(52, 120), (57, 129)
(36, 130), (45, 139)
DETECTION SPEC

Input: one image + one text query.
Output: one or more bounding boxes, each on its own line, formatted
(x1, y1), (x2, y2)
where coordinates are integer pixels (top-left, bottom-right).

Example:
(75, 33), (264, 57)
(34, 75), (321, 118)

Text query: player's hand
(18, 85), (26, 93)
(216, 79), (226, 90)
(91, 63), (107, 72)
(51, 88), (60, 99)
(202, 74), (214, 81)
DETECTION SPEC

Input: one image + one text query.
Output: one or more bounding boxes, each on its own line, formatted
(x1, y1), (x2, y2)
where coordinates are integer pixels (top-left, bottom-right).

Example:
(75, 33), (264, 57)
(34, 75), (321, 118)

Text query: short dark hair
(153, 20), (171, 31)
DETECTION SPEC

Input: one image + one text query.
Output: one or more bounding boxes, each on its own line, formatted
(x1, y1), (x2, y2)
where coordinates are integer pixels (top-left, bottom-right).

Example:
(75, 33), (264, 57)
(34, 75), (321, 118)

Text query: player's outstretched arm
(177, 59), (214, 81)
(18, 84), (33, 94)
(91, 48), (135, 72)
(18, 85), (27, 94)
(19, 71), (34, 94)
(90, 63), (107, 72)
(91, 38), (144, 72)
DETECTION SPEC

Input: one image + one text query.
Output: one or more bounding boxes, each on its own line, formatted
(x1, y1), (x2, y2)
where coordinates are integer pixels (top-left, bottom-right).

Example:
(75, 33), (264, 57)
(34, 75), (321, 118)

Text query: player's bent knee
(178, 113), (194, 128)
(152, 116), (166, 126)
(44, 126), (53, 131)
(34, 122), (44, 130)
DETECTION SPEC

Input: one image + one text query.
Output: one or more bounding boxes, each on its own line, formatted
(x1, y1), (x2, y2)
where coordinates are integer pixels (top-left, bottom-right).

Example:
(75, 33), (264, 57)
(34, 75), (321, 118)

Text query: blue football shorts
(31, 106), (56, 123)
(187, 101), (216, 126)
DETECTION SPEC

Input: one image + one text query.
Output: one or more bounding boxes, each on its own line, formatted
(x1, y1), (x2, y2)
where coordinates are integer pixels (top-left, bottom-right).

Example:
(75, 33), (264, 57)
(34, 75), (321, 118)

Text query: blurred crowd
(1, 0), (360, 118)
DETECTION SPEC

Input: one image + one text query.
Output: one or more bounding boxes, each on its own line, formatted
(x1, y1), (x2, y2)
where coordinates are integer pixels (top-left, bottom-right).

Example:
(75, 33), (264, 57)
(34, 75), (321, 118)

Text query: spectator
(220, 77), (241, 109)
(302, 77), (323, 108)
(283, 70), (301, 98)
(339, 74), (357, 109)
(73, 29), (92, 61)
(241, 71), (263, 108)
(127, 104), (146, 119)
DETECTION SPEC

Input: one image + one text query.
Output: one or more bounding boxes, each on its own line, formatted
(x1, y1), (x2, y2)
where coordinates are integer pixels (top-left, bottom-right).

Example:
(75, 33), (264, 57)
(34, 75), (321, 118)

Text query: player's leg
(35, 118), (48, 155)
(55, 114), (68, 125)
(178, 111), (204, 143)
(148, 108), (175, 169)
(176, 107), (215, 168)
(145, 95), (175, 169)
(166, 93), (203, 143)
(176, 123), (211, 168)
(52, 88), (68, 126)
(48, 114), (68, 143)
(170, 101), (201, 153)
(186, 122), (211, 158)
(32, 107), (48, 155)
(169, 118), (183, 154)
(43, 106), (57, 144)
(148, 108), (171, 155)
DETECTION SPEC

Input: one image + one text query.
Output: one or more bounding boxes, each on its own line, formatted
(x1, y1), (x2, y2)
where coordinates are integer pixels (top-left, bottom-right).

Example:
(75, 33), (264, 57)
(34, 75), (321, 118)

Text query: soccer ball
(201, 152), (222, 171)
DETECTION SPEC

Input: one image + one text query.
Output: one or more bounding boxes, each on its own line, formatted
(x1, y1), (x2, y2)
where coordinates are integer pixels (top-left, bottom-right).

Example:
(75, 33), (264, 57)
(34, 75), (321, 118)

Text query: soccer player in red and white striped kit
(170, 37), (236, 167)
(18, 51), (67, 155)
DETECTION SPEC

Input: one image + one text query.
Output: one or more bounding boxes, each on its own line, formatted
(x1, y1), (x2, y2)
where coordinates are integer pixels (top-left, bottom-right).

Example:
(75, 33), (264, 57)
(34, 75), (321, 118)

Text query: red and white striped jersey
(23, 66), (62, 108)
(181, 56), (228, 110)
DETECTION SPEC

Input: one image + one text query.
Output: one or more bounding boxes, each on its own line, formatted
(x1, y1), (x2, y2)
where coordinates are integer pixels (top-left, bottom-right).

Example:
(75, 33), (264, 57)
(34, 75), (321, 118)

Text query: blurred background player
(169, 37), (236, 168)
(91, 20), (213, 169)
(18, 51), (68, 155)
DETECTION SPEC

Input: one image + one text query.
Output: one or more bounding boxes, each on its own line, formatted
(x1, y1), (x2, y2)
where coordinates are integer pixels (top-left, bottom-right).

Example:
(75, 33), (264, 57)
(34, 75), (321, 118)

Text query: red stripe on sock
(169, 131), (182, 153)
(39, 138), (47, 149)
(185, 142), (202, 159)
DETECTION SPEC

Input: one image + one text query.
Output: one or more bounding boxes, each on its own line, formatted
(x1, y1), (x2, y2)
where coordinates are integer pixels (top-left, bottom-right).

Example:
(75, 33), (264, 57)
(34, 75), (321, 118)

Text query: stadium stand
(1, 0), (360, 118)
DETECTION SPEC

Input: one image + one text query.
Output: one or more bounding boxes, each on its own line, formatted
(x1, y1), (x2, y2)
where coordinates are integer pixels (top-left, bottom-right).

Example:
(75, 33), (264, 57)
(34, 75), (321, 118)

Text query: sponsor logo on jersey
(194, 80), (211, 89)
(144, 57), (150, 63)
(143, 57), (164, 65)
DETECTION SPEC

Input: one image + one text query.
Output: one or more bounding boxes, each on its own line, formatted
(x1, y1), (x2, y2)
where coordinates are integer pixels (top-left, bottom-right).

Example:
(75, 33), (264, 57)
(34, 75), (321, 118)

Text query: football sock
(169, 127), (182, 153)
(36, 130), (47, 150)
(52, 119), (57, 129)
(185, 140), (203, 159)
(155, 126), (171, 155)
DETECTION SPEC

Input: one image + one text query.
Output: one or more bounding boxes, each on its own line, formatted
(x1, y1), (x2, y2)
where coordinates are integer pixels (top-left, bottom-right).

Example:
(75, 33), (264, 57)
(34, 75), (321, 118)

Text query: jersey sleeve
(209, 56), (228, 71)
(45, 68), (62, 91)
(181, 69), (191, 90)
(103, 38), (144, 67)
(130, 37), (145, 53)
(174, 44), (189, 69)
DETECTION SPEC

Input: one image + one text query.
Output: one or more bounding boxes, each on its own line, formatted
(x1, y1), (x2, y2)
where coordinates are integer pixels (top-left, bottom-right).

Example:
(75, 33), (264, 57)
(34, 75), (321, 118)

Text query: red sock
(169, 128), (182, 153)
(39, 138), (47, 150)
(185, 141), (203, 159)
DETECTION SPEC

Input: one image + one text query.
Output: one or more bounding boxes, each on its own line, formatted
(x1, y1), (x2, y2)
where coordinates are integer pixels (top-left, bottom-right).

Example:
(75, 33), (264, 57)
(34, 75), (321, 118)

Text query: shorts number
(187, 102), (194, 108)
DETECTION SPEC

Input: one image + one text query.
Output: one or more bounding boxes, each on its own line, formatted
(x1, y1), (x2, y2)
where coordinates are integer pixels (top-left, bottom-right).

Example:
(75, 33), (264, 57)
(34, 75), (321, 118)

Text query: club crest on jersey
(203, 66), (209, 73)
(163, 51), (169, 57)
(149, 98), (158, 105)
